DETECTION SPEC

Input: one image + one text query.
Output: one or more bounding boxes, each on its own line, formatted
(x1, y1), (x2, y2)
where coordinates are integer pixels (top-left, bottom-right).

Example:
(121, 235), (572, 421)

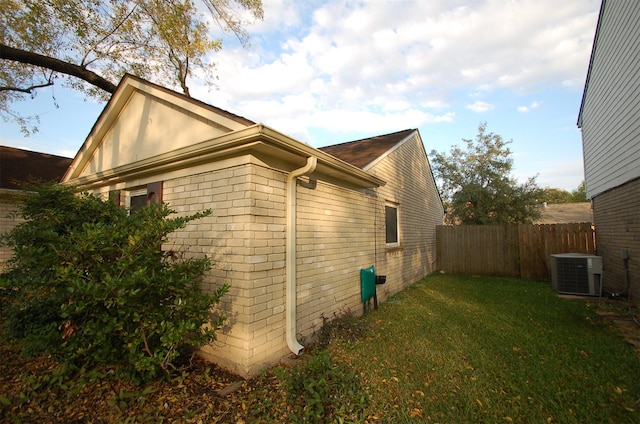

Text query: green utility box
(360, 265), (376, 303)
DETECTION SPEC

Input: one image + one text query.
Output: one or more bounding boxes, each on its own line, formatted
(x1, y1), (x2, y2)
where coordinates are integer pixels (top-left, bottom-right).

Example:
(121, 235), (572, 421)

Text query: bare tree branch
(0, 43), (117, 93)
(0, 81), (54, 94)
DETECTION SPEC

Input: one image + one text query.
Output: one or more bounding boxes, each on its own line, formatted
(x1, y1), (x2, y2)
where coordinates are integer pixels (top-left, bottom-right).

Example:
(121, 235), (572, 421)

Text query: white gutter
(286, 156), (318, 355)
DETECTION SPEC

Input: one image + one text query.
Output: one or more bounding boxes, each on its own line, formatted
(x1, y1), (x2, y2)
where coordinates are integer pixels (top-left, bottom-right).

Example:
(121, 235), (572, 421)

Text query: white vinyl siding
(580, 0), (640, 198)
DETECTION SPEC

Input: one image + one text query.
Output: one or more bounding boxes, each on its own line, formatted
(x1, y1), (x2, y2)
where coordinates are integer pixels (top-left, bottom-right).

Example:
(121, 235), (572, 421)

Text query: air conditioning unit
(551, 253), (602, 296)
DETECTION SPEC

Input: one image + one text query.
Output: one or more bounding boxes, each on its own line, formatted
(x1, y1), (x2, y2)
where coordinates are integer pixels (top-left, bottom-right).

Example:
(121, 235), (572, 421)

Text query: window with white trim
(385, 202), (400, 248)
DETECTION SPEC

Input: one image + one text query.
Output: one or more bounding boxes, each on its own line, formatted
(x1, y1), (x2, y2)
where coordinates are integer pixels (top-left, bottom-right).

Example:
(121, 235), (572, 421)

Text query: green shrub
(1, 184), (228, 382)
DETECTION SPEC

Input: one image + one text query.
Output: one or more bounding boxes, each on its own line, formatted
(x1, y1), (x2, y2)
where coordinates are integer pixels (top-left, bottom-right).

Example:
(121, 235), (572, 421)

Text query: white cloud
(517, 101), (542, 113)
(467, 101), (494, 113)
(36, 0), (610, 108)
(191, 0), (598, 143)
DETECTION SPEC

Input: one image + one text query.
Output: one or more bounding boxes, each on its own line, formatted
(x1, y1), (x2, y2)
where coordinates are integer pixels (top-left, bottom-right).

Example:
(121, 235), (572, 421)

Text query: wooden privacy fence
(436, 223), (595, 280)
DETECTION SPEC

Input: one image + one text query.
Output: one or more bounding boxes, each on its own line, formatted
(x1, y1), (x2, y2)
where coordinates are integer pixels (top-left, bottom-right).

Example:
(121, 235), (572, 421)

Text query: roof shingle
(319, 129), (415, 169)
(0, 146), (72, 190)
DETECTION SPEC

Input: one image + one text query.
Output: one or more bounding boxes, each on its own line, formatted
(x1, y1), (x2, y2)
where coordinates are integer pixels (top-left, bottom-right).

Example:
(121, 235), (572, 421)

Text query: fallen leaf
(410, 408), (423, 418)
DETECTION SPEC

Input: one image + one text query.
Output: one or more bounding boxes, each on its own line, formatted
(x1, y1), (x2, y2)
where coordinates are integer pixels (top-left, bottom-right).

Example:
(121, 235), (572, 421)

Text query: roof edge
(65, 124), (386, 190)
(577, 0), (607, 128)
(362, 129), (417, 171)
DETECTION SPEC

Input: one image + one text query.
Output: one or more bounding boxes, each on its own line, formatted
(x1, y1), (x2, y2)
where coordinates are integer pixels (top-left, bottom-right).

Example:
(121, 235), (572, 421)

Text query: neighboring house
(534, 202), (593, 225)
(577, 0), (640, 301)
(62, 74), (444, 376)
(0, 146), (72, 270)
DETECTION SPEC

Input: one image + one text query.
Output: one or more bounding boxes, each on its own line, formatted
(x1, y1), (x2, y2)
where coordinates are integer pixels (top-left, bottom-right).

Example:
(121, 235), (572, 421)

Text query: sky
(0, 0), (601, 192)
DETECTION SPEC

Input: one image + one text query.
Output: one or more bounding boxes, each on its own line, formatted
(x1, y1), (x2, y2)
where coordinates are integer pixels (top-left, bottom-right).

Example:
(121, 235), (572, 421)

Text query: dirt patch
(597, 309), (640, 351)
(558, 294), (640, 353)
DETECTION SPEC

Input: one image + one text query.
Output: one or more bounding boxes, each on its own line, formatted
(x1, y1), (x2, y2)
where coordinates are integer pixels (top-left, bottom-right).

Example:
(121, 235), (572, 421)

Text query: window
(128, 181), (163, 214)
(385, 202), (399, 247)
(129, 193), (148, 214)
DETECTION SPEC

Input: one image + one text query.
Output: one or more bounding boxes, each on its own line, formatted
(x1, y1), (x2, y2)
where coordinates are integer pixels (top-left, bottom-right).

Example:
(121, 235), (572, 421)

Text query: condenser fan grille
(555, 257), (590, 294)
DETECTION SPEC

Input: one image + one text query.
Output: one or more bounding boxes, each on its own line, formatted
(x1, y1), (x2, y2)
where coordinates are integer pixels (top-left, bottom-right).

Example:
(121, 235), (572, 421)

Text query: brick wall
(297, 180), (378, 335)
(80, 141), (444, 376)
(592, 177), (640, 303)
(367, 134), (444, 299)
(160, 162), (290, 375)
(158, 162), (395, 376)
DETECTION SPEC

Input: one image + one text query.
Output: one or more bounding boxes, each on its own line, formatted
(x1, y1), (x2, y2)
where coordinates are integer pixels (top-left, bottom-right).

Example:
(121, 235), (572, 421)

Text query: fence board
(437, 223), (595, 279)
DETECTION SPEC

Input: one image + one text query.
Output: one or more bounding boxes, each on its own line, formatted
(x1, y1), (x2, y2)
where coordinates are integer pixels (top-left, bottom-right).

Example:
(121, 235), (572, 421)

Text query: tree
(430, 122), (542, 225)
(0, 0), (263, 134)
(0, 184), (228, 381)
(540, 181), (587, 204)
(541, 187), (573, 204)
(571, 180), (587, 202)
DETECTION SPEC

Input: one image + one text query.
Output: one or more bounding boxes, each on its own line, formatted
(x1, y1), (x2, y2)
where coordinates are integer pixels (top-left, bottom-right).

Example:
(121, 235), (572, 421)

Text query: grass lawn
(247, 274), (640, 423)
(2, 274), (640, 423)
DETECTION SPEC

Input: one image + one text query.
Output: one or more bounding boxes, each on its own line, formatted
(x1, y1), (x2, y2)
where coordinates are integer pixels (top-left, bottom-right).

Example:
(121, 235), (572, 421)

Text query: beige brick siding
(592, 177), (640, 302)
(77, 137), (443, 377)
(160, 162), (290, 375)
(297, 181), (378, 334)
(158, 163), (387, 375)
(0, 190), (27, 271)
(367, 134), (444, 300)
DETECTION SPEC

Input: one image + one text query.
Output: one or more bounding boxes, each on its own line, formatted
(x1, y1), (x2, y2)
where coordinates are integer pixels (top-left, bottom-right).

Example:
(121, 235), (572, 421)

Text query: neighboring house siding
(580, 1), (640, 199)
(0, 146), (73, 270)
(591, 177), (640, 302)
(578, 0), (640, 304)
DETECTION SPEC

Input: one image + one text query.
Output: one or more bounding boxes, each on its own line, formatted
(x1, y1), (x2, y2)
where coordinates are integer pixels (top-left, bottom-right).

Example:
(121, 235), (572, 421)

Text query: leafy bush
(1, 184), (228, 382)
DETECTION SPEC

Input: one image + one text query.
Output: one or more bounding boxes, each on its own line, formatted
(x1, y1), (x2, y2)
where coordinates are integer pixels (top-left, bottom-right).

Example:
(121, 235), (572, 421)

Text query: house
(0, 146), (73, 270)
(62, 74), (445, 376)
(577, 0), (640, 301)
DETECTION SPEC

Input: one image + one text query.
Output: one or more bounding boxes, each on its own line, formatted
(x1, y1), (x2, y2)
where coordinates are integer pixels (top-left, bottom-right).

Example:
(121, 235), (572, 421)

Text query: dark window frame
(129, 181), (163, 214)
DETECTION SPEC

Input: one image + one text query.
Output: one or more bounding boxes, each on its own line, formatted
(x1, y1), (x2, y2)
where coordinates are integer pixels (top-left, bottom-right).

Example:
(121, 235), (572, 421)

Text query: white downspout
(286, 156), (318, 355)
